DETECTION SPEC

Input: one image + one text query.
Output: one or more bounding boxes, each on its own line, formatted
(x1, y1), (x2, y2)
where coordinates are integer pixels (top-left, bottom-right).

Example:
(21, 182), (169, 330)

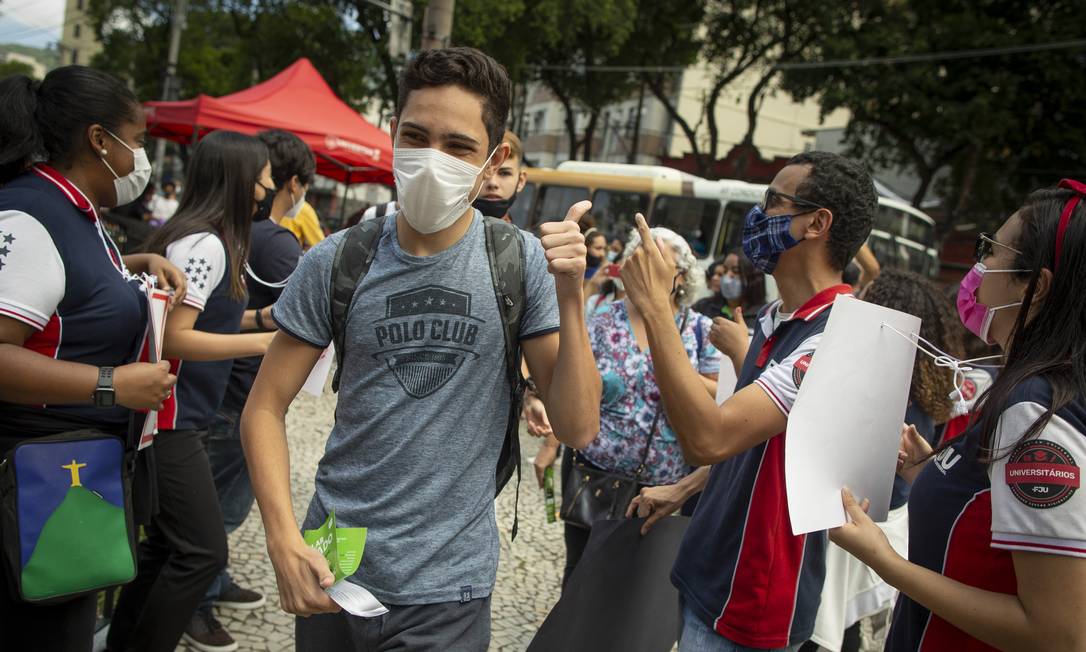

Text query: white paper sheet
(139, 288), (172, 450)
(326, 580), (388, 618)
(785, 295), (920, 535)
(715, 358), (739, 405)
(712, 334), (747, 404)
(301, 345), (335, 397)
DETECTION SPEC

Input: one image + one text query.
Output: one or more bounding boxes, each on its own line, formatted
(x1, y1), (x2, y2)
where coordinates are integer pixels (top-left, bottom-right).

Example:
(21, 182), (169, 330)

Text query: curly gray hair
(622, 227), (706, 307)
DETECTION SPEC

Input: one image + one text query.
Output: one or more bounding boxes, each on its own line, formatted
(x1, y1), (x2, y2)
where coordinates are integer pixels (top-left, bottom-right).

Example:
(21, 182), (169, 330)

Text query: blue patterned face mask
(741, 205), (802, 274)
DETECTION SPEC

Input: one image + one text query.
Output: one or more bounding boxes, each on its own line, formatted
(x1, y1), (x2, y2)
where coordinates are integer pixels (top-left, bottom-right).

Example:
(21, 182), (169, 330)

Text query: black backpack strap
(483, 217), (527, 540)
(329, 219), (384, 393)
(375, 202), (389, 218)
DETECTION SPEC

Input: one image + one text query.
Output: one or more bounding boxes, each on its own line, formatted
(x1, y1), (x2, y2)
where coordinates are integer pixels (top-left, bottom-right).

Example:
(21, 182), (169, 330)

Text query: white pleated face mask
(392, 146), (495, 234)
(285, 188), (306, 219)
(100, 129), (152, 206)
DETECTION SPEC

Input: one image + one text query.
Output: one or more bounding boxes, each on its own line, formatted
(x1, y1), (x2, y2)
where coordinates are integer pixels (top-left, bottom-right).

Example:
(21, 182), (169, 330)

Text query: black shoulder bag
(561, 309), (689, 530)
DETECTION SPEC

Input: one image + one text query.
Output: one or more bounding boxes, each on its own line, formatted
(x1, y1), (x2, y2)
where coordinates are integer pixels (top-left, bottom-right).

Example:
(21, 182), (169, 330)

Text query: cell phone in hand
(604, 263), (622, 278)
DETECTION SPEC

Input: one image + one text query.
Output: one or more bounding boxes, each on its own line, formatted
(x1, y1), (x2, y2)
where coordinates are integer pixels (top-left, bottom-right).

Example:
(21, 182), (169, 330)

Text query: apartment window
(71, 49), (79, 65)
(532, 110), (545, 136)
(74, 24), (81, 39)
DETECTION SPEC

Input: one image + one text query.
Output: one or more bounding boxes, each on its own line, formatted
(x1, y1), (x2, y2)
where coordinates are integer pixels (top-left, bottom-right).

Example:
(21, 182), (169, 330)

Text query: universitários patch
(1005, 439), (1080, 509)
(791, 354), (813, 387)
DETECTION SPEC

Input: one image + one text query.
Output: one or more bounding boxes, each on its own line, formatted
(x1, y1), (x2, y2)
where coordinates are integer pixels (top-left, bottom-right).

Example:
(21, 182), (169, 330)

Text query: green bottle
(543, 465), (557, 523)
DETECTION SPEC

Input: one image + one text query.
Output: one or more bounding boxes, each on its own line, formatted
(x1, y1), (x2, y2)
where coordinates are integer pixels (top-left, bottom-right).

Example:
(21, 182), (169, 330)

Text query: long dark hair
(143, 131), (268, 300)
(0, 66), (139, 184)
(864, 269), (964, 424)
(976, 186), (1086, 460)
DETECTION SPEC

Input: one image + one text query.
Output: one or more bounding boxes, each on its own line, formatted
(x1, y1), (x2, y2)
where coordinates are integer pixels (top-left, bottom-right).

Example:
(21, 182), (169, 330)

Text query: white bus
(518, 163), (939, 275)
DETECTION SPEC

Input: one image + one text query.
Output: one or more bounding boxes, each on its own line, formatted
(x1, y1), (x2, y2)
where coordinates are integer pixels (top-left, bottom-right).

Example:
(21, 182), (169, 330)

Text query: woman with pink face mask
(829, 180), (1086, 652)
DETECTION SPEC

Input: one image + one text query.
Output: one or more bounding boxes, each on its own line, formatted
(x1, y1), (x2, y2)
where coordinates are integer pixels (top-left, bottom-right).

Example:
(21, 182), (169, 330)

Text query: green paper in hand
(302, 511), (367, 583)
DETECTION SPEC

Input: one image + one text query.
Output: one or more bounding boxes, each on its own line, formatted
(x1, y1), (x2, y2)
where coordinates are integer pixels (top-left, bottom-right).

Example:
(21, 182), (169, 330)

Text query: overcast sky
(0, 0), (66, 48)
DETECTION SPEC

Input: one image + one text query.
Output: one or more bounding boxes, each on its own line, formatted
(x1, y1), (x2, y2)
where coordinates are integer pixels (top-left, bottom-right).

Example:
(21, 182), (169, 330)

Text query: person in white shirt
(150, 181), (180, 224)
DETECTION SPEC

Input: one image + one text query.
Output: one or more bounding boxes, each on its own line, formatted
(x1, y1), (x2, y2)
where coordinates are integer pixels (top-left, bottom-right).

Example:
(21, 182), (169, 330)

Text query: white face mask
(393, 146), (495, 234)
(100, 129), (152, 206)
(285, 188), (306, 219)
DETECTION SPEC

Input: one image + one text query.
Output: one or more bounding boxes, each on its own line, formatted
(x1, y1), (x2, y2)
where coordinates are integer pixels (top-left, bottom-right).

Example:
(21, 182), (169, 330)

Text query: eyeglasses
(974, 232), (1023, 263)
(761, 188), (826, 214)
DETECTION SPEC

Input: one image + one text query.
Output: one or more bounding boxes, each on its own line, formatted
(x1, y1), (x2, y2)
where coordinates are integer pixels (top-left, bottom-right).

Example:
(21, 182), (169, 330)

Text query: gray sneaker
(181, 612), (238, 652)
(215, 581), (266, 610)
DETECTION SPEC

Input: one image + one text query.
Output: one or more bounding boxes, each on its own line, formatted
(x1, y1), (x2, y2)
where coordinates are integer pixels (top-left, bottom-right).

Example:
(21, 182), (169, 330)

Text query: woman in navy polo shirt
(105, 130), (276, 652)
(0, 67), (183, 651)
(832, 183), (1086, 651)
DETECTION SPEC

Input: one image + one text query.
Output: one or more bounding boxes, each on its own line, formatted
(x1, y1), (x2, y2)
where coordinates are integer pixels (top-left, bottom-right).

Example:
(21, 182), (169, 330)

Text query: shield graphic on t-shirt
(376, 348), (477, 399)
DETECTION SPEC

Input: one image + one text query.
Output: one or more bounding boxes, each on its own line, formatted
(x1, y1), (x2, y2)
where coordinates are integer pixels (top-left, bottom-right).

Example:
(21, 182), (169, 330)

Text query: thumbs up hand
(540, 200), (592, 283)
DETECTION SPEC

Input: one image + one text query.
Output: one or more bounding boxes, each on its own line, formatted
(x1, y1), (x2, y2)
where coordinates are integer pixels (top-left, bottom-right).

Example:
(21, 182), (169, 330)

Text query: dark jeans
(197, 408), (255, 613)
(296, 597), (492, 651)
(0, 579), (97, 652)
(107, 429), (228, 652)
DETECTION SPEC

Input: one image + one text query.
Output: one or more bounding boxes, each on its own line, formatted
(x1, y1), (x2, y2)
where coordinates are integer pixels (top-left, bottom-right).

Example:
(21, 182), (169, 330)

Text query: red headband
(1056, 178), (1086, 271)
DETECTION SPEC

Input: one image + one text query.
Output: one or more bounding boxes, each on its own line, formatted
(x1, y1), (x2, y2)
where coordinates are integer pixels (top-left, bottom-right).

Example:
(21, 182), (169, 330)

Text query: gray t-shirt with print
(272, 211), (559, 605)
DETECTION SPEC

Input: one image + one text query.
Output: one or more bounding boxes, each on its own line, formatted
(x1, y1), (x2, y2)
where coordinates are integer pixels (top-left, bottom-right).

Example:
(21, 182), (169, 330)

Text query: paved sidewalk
(177, 387), (565, 651)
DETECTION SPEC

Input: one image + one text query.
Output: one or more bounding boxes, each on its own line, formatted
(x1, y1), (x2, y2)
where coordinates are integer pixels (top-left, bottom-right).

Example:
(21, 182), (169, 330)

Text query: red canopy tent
(144, 58), (392, 186)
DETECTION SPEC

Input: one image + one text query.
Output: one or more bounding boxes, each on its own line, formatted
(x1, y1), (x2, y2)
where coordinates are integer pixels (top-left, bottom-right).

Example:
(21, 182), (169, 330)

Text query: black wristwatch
(255, 307), (268, 331)
(93, 366), (116, 408)
(524, 376), (538, 396)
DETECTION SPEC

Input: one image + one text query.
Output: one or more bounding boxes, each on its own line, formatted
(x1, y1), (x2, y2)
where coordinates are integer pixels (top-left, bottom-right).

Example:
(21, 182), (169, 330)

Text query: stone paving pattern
(178, 385), (565, 652)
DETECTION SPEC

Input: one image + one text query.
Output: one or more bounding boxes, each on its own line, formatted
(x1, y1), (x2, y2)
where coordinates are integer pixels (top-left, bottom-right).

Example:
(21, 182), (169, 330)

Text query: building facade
(57, 0), (102, 67)
(517, 62), (849, 179)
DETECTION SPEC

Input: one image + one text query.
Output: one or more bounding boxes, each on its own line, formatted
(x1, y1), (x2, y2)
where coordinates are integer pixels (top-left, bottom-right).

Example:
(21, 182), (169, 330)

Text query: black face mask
(253, 183), (275, 222)
(472, 187), (519, 219)
(586, 254), (603, 269)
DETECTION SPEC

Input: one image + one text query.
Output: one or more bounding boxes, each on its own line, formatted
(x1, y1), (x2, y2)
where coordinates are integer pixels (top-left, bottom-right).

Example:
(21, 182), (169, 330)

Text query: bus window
(876, 206), (909, 239)
(533, 185), (590, 226)
(718, 201), (755, 258)
(508, 182), (536, 229)
(651, 195), (721, 258)
(907, 214), (934, 248)
(590, 190), (649, 238)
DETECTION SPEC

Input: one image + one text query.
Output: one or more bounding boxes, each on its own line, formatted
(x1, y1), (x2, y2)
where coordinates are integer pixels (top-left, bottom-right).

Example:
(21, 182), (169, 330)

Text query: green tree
(0, 59), (34, 79)
(779, 0), (1086, 227)
(86, 0), (385, 111)
(640, 0), (839, 178)
(456, 0), (704, 161)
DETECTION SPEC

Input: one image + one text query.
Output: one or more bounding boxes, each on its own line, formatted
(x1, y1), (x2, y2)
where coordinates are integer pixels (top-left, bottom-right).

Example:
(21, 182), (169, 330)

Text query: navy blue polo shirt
(889, 377), (1086, 651)
(157, 232), (246, 431)
(0, 165), (147, 449)
(220, 219), (301, 414)
(672, 285), (852, 649)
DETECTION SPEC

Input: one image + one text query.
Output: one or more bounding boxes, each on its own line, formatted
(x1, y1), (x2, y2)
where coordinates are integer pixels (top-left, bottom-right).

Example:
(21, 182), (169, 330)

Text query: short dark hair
(0, 65), (140, 184)
(396, 47), (511, 152)
(258, 129), (315, 188)
(787, 151), (877, 271)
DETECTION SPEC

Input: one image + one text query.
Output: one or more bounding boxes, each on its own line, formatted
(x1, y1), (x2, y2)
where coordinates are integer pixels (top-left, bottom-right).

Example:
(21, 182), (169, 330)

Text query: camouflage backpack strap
(483, 217), (527, 540)
(329, 218), (384, 393)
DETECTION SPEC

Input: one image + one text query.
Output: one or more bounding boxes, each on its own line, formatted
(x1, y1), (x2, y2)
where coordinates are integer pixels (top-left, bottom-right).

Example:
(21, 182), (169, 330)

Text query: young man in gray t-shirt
(241, 47), (602, 650)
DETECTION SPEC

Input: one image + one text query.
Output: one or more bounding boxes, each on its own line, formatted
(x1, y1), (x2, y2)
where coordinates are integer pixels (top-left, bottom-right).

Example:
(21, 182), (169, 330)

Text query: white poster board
(715, 355), (741, 405)
(302, 344), (336, 397)
(785, 295), (920, 535)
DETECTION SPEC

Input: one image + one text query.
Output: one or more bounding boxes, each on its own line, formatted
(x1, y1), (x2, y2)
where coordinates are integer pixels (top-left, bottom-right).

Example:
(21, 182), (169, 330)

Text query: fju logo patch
(372, 285), (485, 399)
(1005, 439), (1080, 509)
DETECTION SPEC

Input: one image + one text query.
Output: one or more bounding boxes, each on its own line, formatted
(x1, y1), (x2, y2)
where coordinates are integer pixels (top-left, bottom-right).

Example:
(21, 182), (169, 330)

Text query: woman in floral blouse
(530, 227), (721, 587)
